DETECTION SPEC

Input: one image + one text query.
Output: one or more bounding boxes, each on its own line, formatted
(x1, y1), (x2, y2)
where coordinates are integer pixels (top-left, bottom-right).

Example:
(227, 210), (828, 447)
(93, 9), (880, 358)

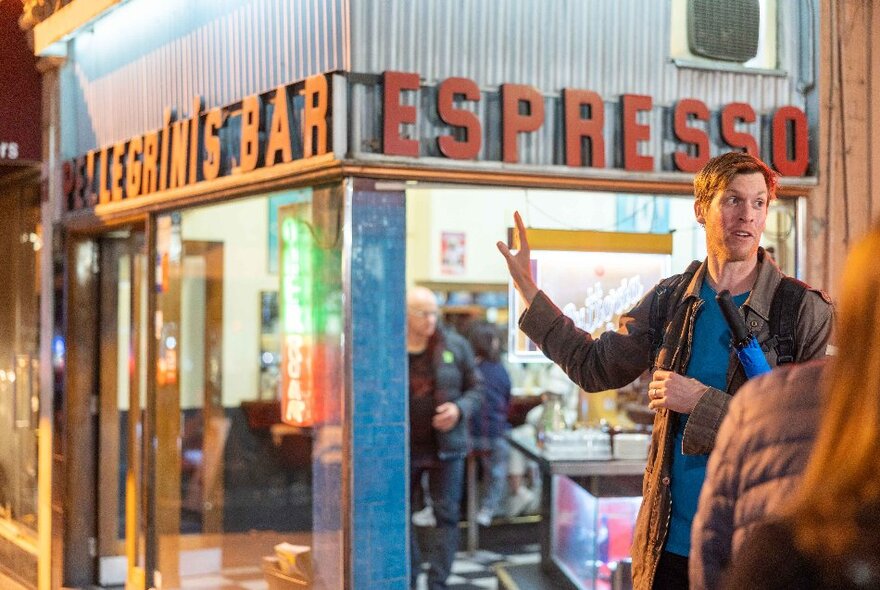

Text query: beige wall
(405, 187), (695, 289)
(404, 187), (798, 290)
(182, 198), (277, 408)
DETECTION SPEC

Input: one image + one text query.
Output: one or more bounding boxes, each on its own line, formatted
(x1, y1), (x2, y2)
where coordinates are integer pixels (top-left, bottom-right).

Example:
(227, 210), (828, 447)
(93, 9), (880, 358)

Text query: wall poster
(440, 231), (466, 275)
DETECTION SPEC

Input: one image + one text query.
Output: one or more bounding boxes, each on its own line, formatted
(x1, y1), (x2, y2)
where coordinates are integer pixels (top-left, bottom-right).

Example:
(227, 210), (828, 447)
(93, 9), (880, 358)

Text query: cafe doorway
(62, 228), (151, 588)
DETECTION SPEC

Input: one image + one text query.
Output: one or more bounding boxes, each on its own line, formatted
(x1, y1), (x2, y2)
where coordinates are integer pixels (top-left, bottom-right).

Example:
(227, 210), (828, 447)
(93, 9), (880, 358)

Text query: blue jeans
(475, 435), (511, 517)
(410, 456), (465, 589)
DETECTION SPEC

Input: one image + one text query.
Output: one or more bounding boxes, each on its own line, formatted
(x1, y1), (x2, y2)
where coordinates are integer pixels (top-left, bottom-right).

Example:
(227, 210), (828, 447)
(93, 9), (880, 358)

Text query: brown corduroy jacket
(518, 250), (833, 590)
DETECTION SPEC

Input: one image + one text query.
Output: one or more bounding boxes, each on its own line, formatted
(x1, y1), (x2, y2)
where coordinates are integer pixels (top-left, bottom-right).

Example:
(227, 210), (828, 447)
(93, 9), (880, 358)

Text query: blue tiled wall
(350, 188), (409, 588)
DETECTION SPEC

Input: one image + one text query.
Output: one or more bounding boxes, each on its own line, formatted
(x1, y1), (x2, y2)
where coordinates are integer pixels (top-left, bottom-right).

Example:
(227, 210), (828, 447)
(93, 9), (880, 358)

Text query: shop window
(405, 186), (799, 365)
(404, 186), (800, 572)
(0, 181), (41, 535)
(151, 185), (344, 589)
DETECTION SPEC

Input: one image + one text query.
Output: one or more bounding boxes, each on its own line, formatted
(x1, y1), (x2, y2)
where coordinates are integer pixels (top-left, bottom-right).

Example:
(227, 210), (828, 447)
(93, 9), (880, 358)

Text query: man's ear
(694, 200), (706, 225)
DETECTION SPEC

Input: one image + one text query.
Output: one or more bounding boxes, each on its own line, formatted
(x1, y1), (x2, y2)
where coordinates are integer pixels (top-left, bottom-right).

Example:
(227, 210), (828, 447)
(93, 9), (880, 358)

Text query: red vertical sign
(0, 2), (41, 163)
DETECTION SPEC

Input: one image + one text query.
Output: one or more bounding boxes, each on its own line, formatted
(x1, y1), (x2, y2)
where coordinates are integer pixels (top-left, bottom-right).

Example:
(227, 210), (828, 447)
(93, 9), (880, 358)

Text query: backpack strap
(649, 260), (701, 366)
(768, 276), (808, 365)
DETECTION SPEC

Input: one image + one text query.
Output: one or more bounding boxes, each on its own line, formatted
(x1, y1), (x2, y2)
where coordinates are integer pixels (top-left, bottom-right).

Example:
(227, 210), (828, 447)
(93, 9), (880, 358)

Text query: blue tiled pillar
(349, 185), (409, 589)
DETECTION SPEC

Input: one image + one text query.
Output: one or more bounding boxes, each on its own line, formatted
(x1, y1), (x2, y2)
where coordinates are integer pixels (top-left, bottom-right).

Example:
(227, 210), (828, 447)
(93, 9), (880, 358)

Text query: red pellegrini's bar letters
(563, 88), (605, 169)
(621, 93), (654, 172)
(62, 70), (811, 213)
(673, 99), (711, 173)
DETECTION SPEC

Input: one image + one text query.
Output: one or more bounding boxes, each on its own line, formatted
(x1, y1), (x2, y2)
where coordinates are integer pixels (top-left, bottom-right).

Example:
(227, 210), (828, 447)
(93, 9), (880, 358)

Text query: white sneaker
(476, 508), (493, 526)
(412, 505), (436, 527)
(506, 486), (536, 518)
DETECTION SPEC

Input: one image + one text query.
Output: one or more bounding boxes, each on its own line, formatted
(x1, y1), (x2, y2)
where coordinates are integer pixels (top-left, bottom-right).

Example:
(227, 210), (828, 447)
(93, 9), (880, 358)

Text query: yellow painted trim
(62, 153), (341, 228)
(33, 0), (123, 56)
(494, 565), (521, 590)
(512, 228), (673, 254)
(37, 415), (51, 590)
(0, 518), (38, 554)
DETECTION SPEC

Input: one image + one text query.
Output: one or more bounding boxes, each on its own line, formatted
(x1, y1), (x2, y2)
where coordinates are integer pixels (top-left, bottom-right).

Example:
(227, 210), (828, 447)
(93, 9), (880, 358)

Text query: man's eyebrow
(723, 188), (768, 196)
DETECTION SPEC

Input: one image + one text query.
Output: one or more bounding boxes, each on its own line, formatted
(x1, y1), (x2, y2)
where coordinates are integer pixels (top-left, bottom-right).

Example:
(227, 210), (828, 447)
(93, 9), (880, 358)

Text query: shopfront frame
(58, 162), (349, 589)
(35, 1), (820, 584)
(54, 143), (813, 587)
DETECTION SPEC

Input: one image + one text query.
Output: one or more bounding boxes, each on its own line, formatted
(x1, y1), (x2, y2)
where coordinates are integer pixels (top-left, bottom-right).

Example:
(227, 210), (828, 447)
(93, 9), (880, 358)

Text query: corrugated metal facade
(60, 0), (349, 158)
(59, 0), (813, 171)
(347, 0), (812, 171)
(350, 0), (803, 109)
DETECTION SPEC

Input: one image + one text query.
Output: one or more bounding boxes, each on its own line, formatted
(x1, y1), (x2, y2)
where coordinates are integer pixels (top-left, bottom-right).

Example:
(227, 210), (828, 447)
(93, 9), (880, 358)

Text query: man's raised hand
(496, 211), (539, 304)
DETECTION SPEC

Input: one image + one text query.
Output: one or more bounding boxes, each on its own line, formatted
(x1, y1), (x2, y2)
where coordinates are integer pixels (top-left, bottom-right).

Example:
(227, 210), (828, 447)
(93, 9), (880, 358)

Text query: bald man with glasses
(407, 286), (484, 589)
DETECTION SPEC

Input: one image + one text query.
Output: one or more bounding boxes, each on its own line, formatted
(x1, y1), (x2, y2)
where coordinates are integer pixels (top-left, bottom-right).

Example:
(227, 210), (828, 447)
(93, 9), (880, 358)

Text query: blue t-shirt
(665, 283), (748, 557)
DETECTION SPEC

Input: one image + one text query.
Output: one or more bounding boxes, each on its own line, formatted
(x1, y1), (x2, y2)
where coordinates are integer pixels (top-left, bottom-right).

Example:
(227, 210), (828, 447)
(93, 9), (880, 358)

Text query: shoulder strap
(768, 276), (808, 365)
(649, 260), (700, 366)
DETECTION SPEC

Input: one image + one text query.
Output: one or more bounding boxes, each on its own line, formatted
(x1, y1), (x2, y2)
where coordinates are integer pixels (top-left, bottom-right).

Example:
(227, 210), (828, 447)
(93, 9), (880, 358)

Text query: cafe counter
(506, 435), (645, 590)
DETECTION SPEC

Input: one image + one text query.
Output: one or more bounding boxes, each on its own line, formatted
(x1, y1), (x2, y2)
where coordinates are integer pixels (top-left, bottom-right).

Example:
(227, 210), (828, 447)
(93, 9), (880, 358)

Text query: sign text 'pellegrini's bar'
(62, 70), (811, 212)
(62, 74), (331, 212)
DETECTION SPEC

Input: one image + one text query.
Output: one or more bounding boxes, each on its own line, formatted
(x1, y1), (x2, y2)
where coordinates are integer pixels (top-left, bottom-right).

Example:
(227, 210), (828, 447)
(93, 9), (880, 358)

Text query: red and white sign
(0, 2), (42, 163)
(440, 231), (466, 275)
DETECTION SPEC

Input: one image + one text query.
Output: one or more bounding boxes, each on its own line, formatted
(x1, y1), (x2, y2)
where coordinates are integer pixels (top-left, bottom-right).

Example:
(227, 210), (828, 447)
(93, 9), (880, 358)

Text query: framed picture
(440, 231), (466, 275)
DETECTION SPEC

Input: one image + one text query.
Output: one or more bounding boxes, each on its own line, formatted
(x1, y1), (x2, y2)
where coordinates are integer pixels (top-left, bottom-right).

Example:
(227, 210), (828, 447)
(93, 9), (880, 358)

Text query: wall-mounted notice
(440, 231), (466, 275)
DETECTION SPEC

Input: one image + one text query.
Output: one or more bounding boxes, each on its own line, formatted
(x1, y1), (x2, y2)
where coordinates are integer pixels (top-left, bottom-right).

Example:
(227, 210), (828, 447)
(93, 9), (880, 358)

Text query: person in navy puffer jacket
(467, 321), (513, 526)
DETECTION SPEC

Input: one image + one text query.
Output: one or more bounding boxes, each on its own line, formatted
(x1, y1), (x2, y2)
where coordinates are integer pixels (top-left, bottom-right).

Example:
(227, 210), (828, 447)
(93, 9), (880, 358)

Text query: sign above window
(61, 66), (812, 216)
(1, 1), (42, 163)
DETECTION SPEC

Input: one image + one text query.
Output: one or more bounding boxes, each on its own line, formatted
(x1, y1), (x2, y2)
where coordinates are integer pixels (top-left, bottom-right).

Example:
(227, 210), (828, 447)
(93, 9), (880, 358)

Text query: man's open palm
(497, 211), (539, 304)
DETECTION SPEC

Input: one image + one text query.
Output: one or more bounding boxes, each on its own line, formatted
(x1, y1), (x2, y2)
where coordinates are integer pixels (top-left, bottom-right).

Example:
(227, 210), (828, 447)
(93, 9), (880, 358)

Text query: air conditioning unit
(687, 0), (760, 63)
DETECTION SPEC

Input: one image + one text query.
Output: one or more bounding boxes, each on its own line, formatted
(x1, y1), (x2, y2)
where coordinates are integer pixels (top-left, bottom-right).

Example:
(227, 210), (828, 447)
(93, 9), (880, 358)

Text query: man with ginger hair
(498, 152), (833, 589)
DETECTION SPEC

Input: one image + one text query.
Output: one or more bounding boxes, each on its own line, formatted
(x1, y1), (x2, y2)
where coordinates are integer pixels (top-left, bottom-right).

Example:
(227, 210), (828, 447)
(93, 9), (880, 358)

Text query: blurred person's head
(467, 321), (501, 363)
(791, 224), (880, 556)
(406, 286), (439, 345)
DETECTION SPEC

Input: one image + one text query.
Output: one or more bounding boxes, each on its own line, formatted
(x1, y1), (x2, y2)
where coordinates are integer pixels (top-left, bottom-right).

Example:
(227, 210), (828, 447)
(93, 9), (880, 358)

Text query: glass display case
(507, 435), (643, 590)
(553, 474), (641, 590)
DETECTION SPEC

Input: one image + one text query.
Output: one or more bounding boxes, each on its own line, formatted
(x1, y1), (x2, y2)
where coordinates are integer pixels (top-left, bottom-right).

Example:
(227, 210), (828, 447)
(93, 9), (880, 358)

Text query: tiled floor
(179, 565), (269, 589)
(414, 545), (541, 590)
(171, 543), (541, 589)
(88, 522), (540, 589)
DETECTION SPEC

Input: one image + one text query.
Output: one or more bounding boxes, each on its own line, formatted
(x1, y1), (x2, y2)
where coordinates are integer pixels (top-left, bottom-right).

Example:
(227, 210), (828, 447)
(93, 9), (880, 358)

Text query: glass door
(96, 231), (149, 589)
(152, 213), (230, 589)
